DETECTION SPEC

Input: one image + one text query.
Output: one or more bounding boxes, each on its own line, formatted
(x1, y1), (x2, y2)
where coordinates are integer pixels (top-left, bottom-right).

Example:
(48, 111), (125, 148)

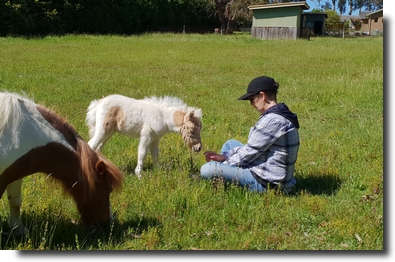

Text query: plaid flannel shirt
(223, 112), (299, 189)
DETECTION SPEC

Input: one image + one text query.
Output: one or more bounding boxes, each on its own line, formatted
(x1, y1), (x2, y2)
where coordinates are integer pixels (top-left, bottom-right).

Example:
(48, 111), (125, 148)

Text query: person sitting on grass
(200, 76), (300, 193)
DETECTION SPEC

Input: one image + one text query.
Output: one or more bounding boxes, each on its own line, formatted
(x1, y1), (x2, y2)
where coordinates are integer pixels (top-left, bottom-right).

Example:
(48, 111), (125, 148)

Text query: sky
(305, 0), (361, 15)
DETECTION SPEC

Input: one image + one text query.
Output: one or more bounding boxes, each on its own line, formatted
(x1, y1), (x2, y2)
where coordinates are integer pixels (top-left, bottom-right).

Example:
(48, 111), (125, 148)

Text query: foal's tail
(86, 99), (100, 138)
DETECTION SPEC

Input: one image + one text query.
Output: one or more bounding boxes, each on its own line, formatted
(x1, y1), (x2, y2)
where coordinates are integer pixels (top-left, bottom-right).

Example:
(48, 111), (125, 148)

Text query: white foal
(86, 94), (203, 178)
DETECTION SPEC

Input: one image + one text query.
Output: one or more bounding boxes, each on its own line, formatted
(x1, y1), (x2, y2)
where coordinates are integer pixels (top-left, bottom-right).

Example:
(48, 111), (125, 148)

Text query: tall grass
(0, 33), (383, 250)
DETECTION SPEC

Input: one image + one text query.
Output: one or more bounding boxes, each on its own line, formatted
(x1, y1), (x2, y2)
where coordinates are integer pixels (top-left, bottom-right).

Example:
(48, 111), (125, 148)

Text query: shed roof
(359, 11), (370, 17)
(366, 9), (383, 17)
(340, 15), (362, 21)
(249, 1), (310, 11)
(304, 12), (328, 18)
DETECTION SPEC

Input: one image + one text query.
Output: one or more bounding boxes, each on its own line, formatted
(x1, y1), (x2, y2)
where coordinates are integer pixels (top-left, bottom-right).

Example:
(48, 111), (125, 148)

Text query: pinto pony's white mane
(0, 92), (30, 138)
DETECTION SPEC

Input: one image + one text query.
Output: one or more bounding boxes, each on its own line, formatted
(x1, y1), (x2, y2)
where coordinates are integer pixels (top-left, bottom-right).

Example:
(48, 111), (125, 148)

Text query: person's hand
(204, 151), (226, 162)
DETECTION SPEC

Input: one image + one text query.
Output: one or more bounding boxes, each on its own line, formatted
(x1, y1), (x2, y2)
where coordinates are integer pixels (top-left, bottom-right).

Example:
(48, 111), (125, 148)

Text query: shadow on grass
(293, 172), (342, 196)
(1, 212), (160, 250)
(122, 154), (200, 176)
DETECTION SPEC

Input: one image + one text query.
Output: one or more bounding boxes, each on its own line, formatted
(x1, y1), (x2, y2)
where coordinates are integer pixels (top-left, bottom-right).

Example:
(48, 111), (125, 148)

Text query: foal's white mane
(0, 92), (31, 137)
(142, 96), (201, 116)
(143, 96), (188, 110)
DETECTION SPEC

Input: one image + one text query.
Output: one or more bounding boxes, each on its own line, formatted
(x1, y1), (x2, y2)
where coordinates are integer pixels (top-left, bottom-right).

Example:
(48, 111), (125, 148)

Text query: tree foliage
(0, 0), (219, 36)
(212, 0), (270, 34)
(0, 0), (383, 36)
(337, 0), (347, 14)
(314, 0), (382, 15)
(325, 9), (341, 23)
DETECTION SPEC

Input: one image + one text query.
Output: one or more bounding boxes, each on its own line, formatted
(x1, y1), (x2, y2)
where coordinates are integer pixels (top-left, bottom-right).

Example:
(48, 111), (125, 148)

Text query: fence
(155, 26), (219, 34)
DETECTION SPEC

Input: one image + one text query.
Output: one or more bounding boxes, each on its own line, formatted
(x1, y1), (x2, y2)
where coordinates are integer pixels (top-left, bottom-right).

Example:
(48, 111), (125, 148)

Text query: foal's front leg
(6, 179), (27, 236)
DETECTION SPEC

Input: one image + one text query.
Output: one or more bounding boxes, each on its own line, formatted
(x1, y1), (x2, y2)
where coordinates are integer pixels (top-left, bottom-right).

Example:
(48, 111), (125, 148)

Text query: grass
(0, 33), (383, 250)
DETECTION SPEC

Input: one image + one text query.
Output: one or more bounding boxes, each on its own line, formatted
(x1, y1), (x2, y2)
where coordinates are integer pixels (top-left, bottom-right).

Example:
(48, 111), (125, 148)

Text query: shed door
(314, 21), (323, 35)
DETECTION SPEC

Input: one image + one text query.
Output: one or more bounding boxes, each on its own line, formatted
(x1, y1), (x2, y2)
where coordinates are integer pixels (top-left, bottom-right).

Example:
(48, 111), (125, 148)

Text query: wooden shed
(249, 1), (310, 40)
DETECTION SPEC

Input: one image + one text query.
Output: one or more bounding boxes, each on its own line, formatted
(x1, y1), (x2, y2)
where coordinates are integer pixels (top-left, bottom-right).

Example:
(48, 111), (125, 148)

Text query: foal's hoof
(134, 171), (142, 179)
(134, 167), (142, 179)
(132, 173), (142, 179)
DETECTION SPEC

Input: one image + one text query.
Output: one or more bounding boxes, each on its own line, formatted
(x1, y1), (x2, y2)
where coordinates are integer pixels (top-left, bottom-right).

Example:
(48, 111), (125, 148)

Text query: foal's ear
(190, 108), (202, 119)
(95, 160), (106, 175)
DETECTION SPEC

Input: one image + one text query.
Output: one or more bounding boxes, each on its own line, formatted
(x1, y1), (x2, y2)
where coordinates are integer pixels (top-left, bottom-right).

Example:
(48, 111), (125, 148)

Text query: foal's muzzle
(192, 143), (202, 152)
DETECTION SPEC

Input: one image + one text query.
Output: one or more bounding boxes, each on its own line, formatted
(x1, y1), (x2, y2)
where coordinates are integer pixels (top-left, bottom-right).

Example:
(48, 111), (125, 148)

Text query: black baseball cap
(238, 76), (278, 100)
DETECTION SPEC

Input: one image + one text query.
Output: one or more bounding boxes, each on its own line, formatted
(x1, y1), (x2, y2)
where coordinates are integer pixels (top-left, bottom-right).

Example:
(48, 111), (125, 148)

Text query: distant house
(340, 15), (363, 30)
(360, 9), (383, 35)
(249, 1), (310, 40)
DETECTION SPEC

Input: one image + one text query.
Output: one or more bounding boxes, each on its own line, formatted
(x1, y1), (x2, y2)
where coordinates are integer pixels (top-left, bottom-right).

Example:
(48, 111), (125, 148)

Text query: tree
(323, 1), (332, 10)
(353, 0), (382, 13)
(331, 0), (337, 10)
(325, 9), (342, 32)
(372, 0), (383, 9)
(310, 0), (323, 10)
(212, 0), (269, 34)
(326, 9), (341, 23)
(354, 0), (366, 13)
(337, 0), (347, 14)
(213, 0), (230, 33)
(365, 0), (383, 11)
(348, 0), (354, 15)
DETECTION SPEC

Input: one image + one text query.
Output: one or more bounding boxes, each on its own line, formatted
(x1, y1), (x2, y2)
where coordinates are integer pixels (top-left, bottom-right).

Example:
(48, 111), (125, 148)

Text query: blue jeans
(200, 139), (266, 192)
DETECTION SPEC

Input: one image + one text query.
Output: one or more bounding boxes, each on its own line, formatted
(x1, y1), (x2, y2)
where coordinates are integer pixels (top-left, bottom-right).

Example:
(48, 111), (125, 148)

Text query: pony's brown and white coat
(0, 92), (123, 236)
(86, 94), (203, 178)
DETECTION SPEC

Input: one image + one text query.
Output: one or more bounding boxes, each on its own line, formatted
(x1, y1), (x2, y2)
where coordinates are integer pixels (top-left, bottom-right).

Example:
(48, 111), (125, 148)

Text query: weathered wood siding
(250, 5), (304, 40)
(252, 7), (300, 27)
(251, 26), (298, 40)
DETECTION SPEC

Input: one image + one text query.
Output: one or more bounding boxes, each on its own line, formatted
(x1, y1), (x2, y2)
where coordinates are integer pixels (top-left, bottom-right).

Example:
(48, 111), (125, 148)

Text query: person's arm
(224, 117), (286, 166)
(203, 151), (227, 162)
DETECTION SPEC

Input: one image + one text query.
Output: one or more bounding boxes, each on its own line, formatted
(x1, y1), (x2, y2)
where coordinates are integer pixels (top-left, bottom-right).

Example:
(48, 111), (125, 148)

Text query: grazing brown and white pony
(86, 94), (203, 178)
(0, 92), (123, 236)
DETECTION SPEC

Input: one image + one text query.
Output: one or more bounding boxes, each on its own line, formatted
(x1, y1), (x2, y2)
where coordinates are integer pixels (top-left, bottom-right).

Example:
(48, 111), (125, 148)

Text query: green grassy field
(0, 33), (383, 250)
